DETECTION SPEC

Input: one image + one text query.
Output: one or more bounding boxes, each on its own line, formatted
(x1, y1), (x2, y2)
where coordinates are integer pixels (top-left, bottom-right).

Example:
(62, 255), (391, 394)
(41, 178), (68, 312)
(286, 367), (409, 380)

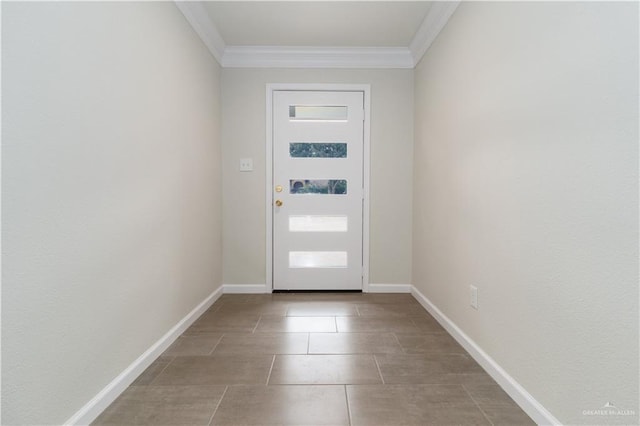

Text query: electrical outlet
(470, 285), (478, 310)
(239, 158), (253, 172)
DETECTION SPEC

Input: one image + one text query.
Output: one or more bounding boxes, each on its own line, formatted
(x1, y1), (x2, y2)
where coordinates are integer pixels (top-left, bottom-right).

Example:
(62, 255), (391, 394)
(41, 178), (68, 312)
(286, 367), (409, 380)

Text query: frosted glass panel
(289, 251), (348, 268)
(290, 179), (347, 194)
(289, 215), (348, 232)
(290, 143), (347, 158)
(289, 105), (348, 121)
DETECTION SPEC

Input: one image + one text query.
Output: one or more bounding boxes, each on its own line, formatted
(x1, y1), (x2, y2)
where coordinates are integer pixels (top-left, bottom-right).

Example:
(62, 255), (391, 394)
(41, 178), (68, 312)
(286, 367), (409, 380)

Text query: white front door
(272, 90), (365, 290)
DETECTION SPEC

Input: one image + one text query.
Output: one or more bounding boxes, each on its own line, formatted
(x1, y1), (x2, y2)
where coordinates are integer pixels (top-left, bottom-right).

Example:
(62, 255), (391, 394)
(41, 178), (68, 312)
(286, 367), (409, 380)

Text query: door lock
(275, 185), (283, 193)
(275, 200), (283, 207)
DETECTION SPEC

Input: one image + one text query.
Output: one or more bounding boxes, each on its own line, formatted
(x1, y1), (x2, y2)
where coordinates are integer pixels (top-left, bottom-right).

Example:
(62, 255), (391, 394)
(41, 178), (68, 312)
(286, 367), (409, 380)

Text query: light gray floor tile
(163, 334), (223, 356)
(305, 293), (370, 302)
(286, 302), (358, 316)
(308, 332), (403, 354)
(395, 332), (466, 353)
(476, 404), (536, 425)
(356, 293), (418, 304)
(217, 294), (275, 304)
(152, 354), (273, 385)
(214, 302), (289, 316)
(98, 294), (532, 425)
(92, 385), (226, 425)
(356, 303), (430, 317)
(211, 385), (349, 425)
(464, 383), (519, 406)
(213, 332), (308, 354)
(131, 356), (173, 386)
(347, 384), (491, 425)
(376, 353), (493, 385)
(271, 293), (322, 302)
(256, 316), (337, 332)
(464, 384), (536, 425)
(185, 311), (261, 334)
(269, 354), (382, 384)
(336, 317), (420, 333)
(411, 315), (447, 333)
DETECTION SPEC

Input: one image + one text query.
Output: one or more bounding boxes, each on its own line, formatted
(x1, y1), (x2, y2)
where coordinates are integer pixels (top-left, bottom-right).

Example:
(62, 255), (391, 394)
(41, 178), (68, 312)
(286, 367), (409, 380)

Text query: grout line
(146, 356), (175, 386)
(306, 333), (311, 354)
(265, 355), (276, 385)
(344, 385), (353, 426)
(208, 333), (225, 355)
(372, 354), (385, 384)
(334, 316), (339, 333)
(462, 384), (495, 426)
(207, 385), (228, 426)
(252, 316), (262, 334)
(391, 332), (408, 354)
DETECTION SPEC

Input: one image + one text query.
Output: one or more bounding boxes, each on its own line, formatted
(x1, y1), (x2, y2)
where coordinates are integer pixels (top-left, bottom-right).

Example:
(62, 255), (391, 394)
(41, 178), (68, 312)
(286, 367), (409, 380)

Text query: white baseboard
(223, 283), (269, 293)
(222, 284), (412, 294)
(410, 286), (561, 426)
(367, 283), (412, 293)
(65, 286), (224, 426)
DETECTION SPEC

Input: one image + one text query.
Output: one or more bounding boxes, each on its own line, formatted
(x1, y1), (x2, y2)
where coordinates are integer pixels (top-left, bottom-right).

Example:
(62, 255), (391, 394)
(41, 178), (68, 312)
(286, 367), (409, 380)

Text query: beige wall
(413, 2), (638, 424)
(1, 2), (222, 424)
(221, 69), (413, 286)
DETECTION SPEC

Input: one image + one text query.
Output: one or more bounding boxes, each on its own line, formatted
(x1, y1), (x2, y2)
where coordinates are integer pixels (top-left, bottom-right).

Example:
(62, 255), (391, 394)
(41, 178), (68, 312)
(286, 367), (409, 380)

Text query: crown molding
(175, 0), (460, 69)
(409, 1), (461, 66)
(174, 1), (225, 64)
(222, 46), (414, 69)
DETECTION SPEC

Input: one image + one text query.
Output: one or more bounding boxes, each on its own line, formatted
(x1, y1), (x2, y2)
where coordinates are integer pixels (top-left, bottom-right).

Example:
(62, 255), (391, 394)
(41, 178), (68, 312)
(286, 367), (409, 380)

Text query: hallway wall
(220, 69), (414, 288)
(2, 2), (223, 424)
(412, 2), (639, 424)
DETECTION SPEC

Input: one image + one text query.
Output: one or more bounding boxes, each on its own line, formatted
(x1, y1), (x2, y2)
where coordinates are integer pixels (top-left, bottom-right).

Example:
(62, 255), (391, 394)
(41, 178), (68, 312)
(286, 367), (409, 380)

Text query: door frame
(266, 83), (371, 293)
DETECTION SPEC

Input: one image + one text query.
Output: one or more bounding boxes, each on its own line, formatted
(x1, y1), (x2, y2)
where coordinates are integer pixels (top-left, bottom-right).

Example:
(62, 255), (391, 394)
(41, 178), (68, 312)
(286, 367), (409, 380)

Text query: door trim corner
(265, 83), (371, 293)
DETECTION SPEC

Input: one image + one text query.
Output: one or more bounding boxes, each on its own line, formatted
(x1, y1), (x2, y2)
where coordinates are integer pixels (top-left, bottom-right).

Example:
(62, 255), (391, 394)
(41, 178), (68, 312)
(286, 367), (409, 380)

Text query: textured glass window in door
(289, 215), (348, 232)
(289, 105), (348, 121)
(290, 179), (347, 195)
(290, 143), (347, 158)
(289, 251), (348, 268)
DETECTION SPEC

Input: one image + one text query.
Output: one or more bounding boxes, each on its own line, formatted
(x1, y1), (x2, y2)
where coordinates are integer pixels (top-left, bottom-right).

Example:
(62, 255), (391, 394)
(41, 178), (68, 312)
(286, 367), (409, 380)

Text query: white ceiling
(202, 1), (433, 47)
(175, 1), (459, 68)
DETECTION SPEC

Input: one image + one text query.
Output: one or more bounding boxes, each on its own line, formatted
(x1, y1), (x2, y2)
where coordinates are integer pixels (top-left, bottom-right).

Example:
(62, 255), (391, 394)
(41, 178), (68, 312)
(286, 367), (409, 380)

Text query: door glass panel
(289, 251), (348, 268)
(289, 215), (348, 232)
(290, 179), (347, 194)
(289, 105), (348, 121)
(290, 143), (347, 158)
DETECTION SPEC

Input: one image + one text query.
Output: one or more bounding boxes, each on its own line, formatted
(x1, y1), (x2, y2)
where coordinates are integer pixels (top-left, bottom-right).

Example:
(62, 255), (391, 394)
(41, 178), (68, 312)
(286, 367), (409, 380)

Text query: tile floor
(93, 293), (535, 425)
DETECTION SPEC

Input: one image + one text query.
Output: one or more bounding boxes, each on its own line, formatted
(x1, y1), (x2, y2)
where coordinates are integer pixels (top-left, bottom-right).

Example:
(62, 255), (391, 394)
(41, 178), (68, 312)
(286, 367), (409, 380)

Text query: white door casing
(271, 89), (366, 290)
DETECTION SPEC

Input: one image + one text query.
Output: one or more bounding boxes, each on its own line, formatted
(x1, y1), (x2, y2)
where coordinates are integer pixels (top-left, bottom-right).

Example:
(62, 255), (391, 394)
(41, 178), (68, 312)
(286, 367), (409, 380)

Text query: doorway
(267, 86), (370, 291)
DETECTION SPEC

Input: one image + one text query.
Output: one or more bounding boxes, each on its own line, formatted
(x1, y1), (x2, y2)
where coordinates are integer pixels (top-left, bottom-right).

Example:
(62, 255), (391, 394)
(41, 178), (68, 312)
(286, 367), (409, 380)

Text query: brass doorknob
(275, 200), (283, 207)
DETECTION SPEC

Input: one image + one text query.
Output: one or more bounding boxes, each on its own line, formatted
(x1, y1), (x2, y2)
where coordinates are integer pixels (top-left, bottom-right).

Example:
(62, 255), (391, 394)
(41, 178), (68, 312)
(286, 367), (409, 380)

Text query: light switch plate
(239, 158), (253, 172)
